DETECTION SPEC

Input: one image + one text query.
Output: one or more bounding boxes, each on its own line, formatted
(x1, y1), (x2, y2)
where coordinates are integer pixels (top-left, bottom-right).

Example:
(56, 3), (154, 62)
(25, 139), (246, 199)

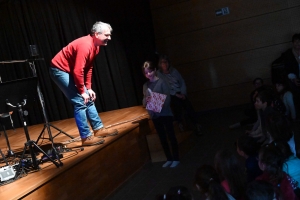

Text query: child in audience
(229, 78), (269, 129)
(265, 112), (296, 156)
(275, 80), (297, 121)
(245, 180), (275, 200)
(246, 89), (278, 144)
(214, 149), (246, 199)
(273, 141), (300, 197)
(194, 164), (235, 200)
(256, 144), (298, 199)
(142, 61), (180, 168)
(236, 134), (262, 182)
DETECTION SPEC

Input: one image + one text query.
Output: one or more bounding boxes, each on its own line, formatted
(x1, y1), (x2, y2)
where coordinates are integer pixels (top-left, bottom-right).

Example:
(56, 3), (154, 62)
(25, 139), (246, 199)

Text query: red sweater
(51, 35), (100, 94)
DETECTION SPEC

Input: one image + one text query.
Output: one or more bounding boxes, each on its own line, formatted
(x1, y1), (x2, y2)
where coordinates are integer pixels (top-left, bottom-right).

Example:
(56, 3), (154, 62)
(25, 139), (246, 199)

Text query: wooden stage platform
(0, 106), (153, 199)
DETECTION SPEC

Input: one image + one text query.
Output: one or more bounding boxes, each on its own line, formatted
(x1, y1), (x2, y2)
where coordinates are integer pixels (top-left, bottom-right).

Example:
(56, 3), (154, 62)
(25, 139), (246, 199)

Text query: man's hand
(81, 93), (90, 104)
(87, 89), (96, 102)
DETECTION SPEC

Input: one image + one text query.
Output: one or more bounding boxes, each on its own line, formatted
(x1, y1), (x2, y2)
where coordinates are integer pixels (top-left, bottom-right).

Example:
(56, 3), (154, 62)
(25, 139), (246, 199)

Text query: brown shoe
(81, 135), (105, 146)
(94, 128), (118, 137)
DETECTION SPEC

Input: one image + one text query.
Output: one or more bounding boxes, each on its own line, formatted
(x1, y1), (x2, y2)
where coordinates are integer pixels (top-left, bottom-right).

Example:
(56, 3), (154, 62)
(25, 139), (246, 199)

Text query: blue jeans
(49, 67), (103, 138)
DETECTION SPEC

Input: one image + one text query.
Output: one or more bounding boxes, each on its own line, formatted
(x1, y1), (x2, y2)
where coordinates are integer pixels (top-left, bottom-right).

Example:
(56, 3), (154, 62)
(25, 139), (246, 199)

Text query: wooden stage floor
(0, 106), (151, 199)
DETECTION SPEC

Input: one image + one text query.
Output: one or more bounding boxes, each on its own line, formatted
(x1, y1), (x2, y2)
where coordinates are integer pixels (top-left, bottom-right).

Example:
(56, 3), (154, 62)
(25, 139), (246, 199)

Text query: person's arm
(142, 83), (150, 107)
(84, 64), (93, 91)
(173, 68), (187, 96)
(72, 47), (90, 95)
(285, 92), (297, 120)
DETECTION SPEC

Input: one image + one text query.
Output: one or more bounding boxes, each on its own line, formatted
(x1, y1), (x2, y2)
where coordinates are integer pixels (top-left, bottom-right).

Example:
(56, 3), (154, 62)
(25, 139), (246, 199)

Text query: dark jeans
(170, 95), (199, 125)
(152, 116), (179, 161)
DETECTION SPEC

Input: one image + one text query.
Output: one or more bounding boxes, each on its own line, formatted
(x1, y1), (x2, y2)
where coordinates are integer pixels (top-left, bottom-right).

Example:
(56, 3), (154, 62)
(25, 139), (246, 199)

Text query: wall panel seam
(153, 5), (300, 40)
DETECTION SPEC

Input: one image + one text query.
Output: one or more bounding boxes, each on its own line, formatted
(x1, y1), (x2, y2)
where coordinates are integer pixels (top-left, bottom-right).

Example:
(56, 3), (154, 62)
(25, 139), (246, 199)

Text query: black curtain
(0, 0), (155, 128)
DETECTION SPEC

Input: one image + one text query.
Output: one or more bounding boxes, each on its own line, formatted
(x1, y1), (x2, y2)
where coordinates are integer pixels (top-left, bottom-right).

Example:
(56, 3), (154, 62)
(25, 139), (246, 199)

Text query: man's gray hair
(91, 21), (113, 35)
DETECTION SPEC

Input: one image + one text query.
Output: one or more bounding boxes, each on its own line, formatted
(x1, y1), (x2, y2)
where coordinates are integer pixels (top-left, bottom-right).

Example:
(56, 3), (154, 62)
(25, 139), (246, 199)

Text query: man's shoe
(94, 128), (118, 137)
(81, 135), (105, 146)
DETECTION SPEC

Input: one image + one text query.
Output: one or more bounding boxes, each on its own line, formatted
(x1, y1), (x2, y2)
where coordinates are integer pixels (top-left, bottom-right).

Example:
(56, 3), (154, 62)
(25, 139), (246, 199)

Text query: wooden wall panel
(177, 43), (289, 92)
(289, 6), (300, 33)
(150, 0), (300, 111)
(151, 1), (197, 38)
(189, 79), (272, 111)
(288, 0), (300, 7)
(156, 7), (300, 65)
(152, 0), (289, 39)
(150, 0), (189, 9)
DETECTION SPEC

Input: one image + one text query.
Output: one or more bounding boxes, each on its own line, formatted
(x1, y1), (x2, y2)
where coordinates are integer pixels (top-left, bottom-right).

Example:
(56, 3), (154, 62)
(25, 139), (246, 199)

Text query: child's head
(194, 165), (228, 200)
(272, 141), (293, 161)
(252, 78), (263, 89)
(246, 180), (275, 200)
(266, 112), (292, 142)
(214, 149), (246, 199)
(142, 61), (156, 80)
(236, 134), (260, 158)
(255, 90), (274, 110)
(292, 33), (300, 42)
(258, 144), (285, 180)
(275, 79), (289, 94)
(292, 33), (300, 50)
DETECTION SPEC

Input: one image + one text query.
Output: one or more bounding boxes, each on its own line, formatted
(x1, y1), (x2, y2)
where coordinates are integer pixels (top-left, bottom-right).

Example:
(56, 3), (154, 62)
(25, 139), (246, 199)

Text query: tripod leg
(44, 124), (64, 166)
(49, 123), (74, 139)
(31, 141), (62, 168)
(1, 124), (14, 156)
(14, 143), (36, 179)
(35, 124), (47, 144)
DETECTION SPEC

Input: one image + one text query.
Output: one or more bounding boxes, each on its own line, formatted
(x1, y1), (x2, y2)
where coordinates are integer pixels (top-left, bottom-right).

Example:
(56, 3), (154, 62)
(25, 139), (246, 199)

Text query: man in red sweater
(49, 21), (118, 146)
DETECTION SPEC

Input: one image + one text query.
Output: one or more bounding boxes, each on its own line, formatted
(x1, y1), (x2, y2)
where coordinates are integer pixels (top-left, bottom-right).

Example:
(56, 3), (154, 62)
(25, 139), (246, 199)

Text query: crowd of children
(153, 76), (299, 199)
(193, 78), (300, 199)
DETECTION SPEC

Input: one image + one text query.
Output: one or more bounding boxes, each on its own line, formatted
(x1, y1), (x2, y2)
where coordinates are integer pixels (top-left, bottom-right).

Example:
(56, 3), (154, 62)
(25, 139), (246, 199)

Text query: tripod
(27, 61), (74, 144)
(15, 100), (63, 171)
(0, 77), (63, 176)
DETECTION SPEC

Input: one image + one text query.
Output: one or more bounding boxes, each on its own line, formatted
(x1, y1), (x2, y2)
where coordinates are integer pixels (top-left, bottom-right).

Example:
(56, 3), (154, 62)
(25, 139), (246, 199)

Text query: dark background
(0, 0), (156, 128)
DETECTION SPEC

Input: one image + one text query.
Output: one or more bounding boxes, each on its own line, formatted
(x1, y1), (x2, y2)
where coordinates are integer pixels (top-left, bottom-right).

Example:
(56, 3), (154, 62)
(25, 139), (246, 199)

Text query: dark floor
(107, 104), (300, 200)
